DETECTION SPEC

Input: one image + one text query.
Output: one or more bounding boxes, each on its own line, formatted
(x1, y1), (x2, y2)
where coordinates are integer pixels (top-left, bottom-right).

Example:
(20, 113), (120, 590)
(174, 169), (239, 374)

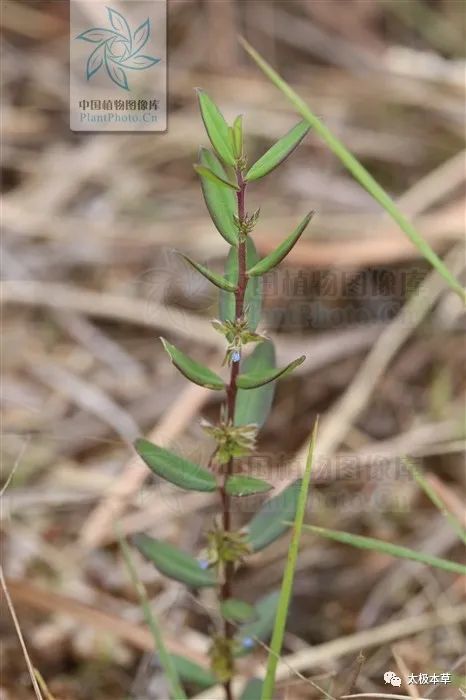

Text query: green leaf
(245, 120), (310, 182)
(219, 238), (262, 332)
(170, 655), (216, 689)
(161, 338), (224, 390)
(196, 89), (236, 167)
(221, 598), (256, 623)
(261, 420), (318, 700)
(179, 253), (236, 292)
(246, 479), (302, 552)
(232, 115), (243, 158)
(194, 164), (239, 191)
(198, 148), (238, 246)
(225, 474), (273, 497)
(118, 532), (187, 700)
(237, 355), (305, 389)
(302, 525), (466, 576)
(134, 534), (216, 587)
(239, 37), (466, 302)
(235, 591), (280, 654)
(134, 438), (216, 493)
(247, 211), (315, 276)
(235, 340), (276, 428)
(241, 679), (264, 700)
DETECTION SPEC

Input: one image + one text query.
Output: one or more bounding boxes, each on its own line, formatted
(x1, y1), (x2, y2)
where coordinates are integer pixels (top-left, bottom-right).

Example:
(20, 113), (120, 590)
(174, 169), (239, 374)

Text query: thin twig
(0, 567), (44, 700)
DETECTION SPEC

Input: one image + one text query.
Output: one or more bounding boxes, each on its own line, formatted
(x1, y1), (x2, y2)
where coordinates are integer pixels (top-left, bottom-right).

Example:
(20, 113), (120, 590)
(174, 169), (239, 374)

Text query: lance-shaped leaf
(134, 534), (216, 587)
(245, 120), (310, 181)
(221, 598), (256, 623)
(196, 89), (236, 166)
(241, 679), (264, 700)
(198, 148), (238, 246)
(134, 438), (216, 492)
(225, 474), (272, 497)
(179, 253), (236, 292)
(237, 355), (305, 389)
(193, 164), (239, 191)
(170, 655), (216, 690)
(235, 591), (280, 654)
(235, 340), (276, 428)
(219, 238), (262, 332)
(246, 480), (302, 552)
(161, 338), (225, 390)
(302, 525), (466, 576)
(247, 211), (315, 277)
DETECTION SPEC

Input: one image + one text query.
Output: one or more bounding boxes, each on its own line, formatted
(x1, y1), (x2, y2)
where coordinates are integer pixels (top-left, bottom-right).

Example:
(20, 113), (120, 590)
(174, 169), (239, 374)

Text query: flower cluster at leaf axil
(132, 88), (312, 698)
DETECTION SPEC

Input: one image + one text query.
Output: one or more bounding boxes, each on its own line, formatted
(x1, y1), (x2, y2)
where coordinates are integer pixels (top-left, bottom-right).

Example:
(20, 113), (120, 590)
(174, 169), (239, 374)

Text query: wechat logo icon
(76, 6), (160, 91)
(384, 671), (402, 687)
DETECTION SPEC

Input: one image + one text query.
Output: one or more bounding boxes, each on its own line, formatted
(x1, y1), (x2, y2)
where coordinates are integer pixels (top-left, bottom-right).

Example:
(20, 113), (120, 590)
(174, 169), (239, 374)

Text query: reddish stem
(218, 168), (247, 700)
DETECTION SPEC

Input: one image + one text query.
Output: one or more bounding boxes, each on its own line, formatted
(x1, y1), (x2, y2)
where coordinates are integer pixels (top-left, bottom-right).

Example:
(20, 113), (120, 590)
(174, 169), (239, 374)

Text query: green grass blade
(239, 36), (465, 302)
(261, 419), (319, 700)
(118, 531), (187, 700)
(404, 458), (466, 546)
(302, 525), (466, 575)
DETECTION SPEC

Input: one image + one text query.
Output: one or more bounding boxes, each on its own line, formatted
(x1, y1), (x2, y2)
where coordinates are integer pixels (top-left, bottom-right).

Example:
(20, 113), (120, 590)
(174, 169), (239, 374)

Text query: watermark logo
(70, 0), (167, 131)
(384, 671), (402, 687)
(76, 7), (160, 91)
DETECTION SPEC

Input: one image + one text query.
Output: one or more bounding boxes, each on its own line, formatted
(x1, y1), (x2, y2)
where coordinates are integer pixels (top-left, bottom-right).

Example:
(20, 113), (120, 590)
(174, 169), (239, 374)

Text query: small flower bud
(198, 559), (210, 570)
(241, 636), (254, 649)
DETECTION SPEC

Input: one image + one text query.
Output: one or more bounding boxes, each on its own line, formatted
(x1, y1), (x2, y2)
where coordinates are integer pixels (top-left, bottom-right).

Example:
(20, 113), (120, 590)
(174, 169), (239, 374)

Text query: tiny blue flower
(232, 350), (241, 363)
(198, 559), (210, 570)
(241, 636), (254, 649)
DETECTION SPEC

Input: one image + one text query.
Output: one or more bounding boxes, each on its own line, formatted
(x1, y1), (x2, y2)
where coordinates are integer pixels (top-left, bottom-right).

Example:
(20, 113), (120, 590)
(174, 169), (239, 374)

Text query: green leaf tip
(134, 438), (217, 493)
(160, 337), (225, 390)
(225, 474), (273, 497)
(196, 88), (236, 167)
(134, 534), (217, 587)
(237, 355), (305, 389)
(245, 119), (310, 182)
(247, 210), (315, 276)
(179, 252), (237, 292)
(193, 164), (239, 191)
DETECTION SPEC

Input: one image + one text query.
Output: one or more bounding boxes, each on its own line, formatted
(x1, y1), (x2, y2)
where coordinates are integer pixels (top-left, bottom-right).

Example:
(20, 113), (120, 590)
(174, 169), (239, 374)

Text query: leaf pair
(197, 89), (311, 182)
(161, 337), (304, 392)
(135, 438), (272, 496)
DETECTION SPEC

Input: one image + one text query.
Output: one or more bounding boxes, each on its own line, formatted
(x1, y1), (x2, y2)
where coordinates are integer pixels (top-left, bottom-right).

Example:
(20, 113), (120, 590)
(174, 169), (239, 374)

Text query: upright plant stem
(219, 168), (247, 700)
